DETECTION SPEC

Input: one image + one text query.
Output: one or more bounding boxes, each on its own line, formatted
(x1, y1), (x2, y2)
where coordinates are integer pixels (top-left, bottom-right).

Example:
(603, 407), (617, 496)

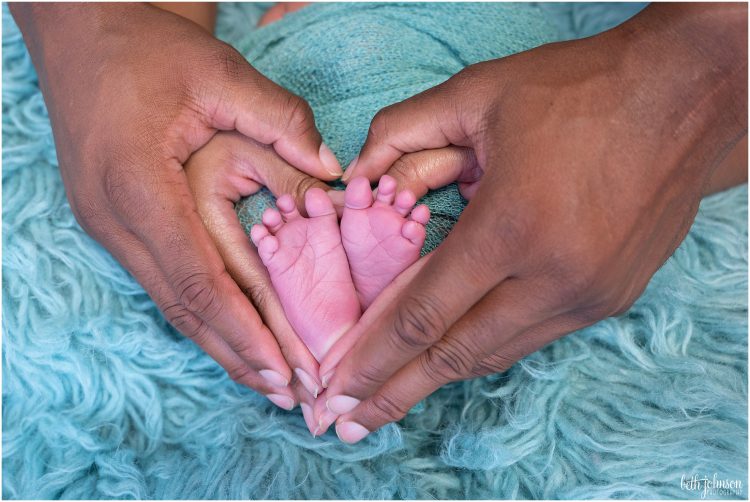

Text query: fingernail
(300, 403), (317, 437)
(319, 143), (342, 177)
(259, 369), (289, 388)
(321, 371), (334, 388)
(295, 368), (320, 398)
(336, 421), (370, 444)
(342, 156), (358, 182)
(327, 395), (360, 414)
(317, 409), (337, 436)
(267, 393), (295, 411)
(312, 424), (322, 437)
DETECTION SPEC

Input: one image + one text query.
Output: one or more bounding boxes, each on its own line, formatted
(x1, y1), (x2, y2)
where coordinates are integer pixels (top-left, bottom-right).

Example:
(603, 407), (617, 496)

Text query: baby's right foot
(251, 189), (361, 362)
(340, 176), (430, 309)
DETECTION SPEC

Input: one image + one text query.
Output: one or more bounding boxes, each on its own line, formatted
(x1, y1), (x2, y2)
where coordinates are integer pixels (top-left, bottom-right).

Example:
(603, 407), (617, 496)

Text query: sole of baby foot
(251, 188), (361, 362)
(340, 175), (430, 309)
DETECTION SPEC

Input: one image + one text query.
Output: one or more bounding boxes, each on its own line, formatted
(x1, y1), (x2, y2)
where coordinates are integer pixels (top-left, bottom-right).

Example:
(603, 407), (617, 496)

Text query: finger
(118, 160), (295, 385)
(94, 217), (298, 408)
(187, 139), (324, 400)
(197, 194), (323, 399)
(378, 147), (483, 200)
(334, 288), (576, 443)
(206, 62), (343, 180)
(313, 255), (432, 435)
(327, 280), (536, 427)
(342, 73), (484, 182)
(323, 199), (509, 413)
(318, 254), (432, 388)
(257, 3), (286, 26)
(203, 132), (330, 215)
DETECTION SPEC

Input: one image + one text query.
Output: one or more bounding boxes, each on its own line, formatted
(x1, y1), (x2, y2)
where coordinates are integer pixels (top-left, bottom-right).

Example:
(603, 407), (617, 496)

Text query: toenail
(259, 369), (289, 388)
(267, 394), (296, 411)
(295, 368), (320, 398)
(336, 421), (370, 444)
(327, 395), (360, 414)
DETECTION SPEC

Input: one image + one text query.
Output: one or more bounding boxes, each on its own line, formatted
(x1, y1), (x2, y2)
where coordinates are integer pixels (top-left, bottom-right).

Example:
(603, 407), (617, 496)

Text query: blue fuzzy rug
(3, 2), (747, 499)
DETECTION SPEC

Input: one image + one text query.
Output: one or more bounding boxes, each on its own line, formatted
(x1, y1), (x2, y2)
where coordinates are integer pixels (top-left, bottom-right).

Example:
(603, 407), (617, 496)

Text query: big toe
(345, 176), (374, 210)
(306, 187), (336, 218)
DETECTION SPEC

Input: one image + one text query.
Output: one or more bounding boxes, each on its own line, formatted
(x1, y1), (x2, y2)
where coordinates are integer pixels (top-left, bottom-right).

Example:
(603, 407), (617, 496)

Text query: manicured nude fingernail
(319, 143), (342, 177)
(342, 156), (358, 182)
(327, 395), (360, 414)
(336, 421), (370, 444)
(267, 394), (295, 411)
(312, 424), (322, 437)
(317, 409), (338, 435)
(321, 371), (334, 388)
(300, 403), (317, 437)
(294, 368), (320, 398)
(259, 369), (289, 387)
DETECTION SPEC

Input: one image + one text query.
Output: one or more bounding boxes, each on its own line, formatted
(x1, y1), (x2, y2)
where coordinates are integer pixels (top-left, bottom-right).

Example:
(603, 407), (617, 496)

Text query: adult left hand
(314, 3), (747, 443)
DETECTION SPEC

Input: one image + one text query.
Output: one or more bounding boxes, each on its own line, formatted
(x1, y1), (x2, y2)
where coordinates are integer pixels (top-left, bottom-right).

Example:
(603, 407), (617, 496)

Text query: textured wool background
(3, 2), (747, 499)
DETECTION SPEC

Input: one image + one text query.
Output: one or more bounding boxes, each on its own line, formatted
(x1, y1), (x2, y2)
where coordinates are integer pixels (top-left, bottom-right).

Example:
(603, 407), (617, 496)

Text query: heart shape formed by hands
(185, 129), (480, 437)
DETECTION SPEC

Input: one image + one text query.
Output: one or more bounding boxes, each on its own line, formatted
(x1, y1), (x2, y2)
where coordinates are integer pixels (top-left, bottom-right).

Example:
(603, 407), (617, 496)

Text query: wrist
(605, 4), (747, 183)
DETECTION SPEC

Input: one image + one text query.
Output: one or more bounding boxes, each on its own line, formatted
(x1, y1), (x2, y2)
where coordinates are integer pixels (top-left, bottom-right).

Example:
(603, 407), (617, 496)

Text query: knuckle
(226, 362), (253, 385)
(290, 176), (323, 206)
(472, 351), (516, 376)
(283, 94), (315, 136)
(353, 362), (389, 389)
(366, 392), (410, 423)
(367, 107), (392, 143)
(423, 340), (476, 383)
(389, 156), (418, 182)
(242, 280), (274, 315)
(171, 266), (226, 321)
(163, 301), (210, 344)
(392, 295), (447, 350)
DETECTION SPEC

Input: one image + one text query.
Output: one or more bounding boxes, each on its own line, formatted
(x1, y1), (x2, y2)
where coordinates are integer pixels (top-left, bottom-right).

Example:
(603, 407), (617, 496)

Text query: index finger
(322, 198), (505, 413)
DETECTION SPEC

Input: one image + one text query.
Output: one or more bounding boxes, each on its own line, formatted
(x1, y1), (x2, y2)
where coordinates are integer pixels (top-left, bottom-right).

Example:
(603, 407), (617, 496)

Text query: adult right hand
(11, 4), (342, 404)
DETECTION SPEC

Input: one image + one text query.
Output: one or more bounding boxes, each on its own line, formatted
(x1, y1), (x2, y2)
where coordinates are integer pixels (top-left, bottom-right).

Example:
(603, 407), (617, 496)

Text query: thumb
(342, 68), (487, 183)
(205, 49), (342, 180)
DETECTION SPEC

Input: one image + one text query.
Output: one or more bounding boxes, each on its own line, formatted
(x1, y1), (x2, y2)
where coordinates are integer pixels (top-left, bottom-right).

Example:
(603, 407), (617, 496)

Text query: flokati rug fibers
(3, 2), (747, 499)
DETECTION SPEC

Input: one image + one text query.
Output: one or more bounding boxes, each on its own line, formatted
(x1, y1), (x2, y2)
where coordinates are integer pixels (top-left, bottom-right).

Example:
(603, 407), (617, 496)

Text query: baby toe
(374, 174), (397, 206)
(250, 224), (270, 247)
(305, 187), (336, 218)
(257, 235), (280, 264)
(262, 208), (284, 233)
(401, 220), (427, 247)
(394, 190), (417, 217)
(409, 204), (431, 225)
(277, 194), (301, 221)
(345, 176), (374, 210)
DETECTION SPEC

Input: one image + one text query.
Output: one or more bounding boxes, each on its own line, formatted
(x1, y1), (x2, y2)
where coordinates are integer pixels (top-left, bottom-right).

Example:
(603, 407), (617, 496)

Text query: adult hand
(11, 4), (342, 403)
(185, 131), (332, 427)
(318, 3), (747, 443)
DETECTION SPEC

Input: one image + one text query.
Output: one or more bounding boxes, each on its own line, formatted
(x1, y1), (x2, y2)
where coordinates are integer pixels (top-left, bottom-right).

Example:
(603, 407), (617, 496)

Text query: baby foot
(341, 176), (430, 309)
(251, 189), (361, 361)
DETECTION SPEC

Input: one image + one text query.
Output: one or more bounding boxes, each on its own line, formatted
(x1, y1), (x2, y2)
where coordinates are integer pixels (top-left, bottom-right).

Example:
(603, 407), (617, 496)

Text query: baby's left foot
(341, 176), (430, 309)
